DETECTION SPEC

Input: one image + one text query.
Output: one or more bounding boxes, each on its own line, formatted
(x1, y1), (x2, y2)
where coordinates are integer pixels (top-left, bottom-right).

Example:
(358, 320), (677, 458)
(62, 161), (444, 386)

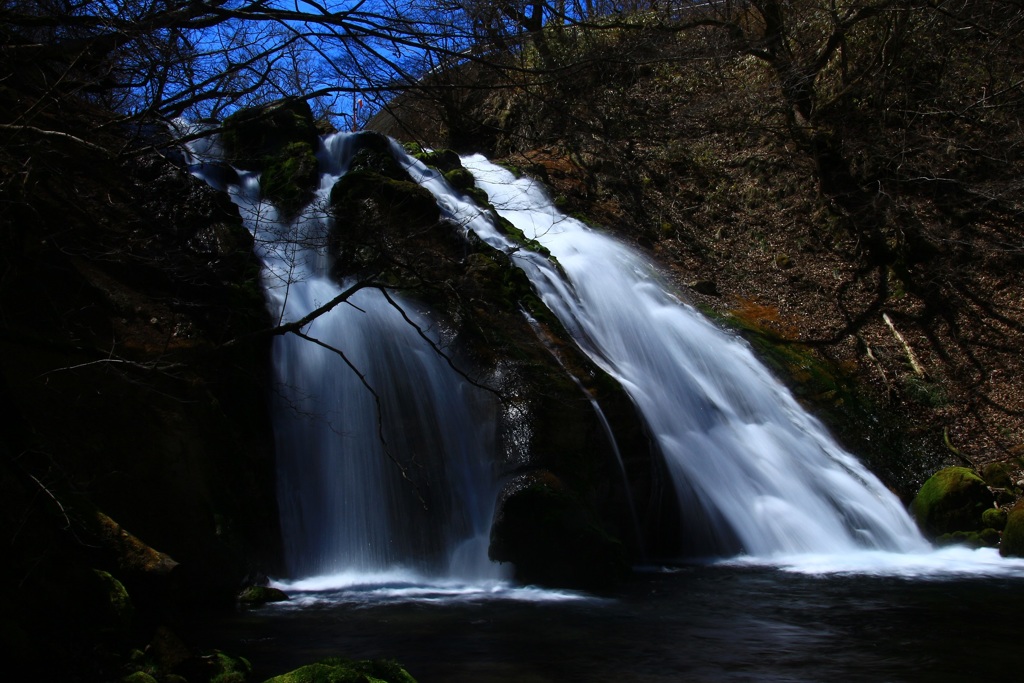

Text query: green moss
(494, 213), (552, 258)
(260, 141), (319, 216)
(92, 569), (133, 629)
(935, 528), (1000, 549)
(205, 650), (252, 683)
(264, 657), (416, 683)
(121, 672), (159, 683)
(982, 507), (1007, 530)
(910, 466), (993, 538)
(902, 376), (948, 408)
(444, 167), (477, 192)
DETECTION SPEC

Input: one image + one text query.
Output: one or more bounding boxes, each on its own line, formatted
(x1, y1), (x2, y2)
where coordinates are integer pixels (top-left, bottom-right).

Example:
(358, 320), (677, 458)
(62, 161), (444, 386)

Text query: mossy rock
(982, 507), (1008, 531)
(443, 167), (477, 193)
(259, 140), (320, 216)
(222, 98), (319, 165)
(212, 650), (252, 679)
(980, 461), (1015, 489)
(329, 169), (439, 227)
(222, 98), (320, 216)
(122, 672), (159, 683)
(935, 528), (1000, 549)
(238, 585), (290, 605)
(410, 147), (463, 173)
(910, 466), (993, 538)
(489, 470), (629, 590)
(264, 657), (416, 683)
(91, 569), (133, 631)
(1000, 500), (1024, 558)
(327, 168), (441, 277)
(341, 131), (428, 181)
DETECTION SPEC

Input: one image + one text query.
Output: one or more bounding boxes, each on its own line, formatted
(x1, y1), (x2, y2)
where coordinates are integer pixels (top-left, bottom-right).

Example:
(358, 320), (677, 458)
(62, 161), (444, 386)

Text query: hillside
(371, 7), (1024, 499)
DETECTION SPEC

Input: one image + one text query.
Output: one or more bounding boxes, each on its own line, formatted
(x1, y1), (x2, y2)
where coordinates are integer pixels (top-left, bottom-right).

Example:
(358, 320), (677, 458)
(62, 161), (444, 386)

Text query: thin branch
(0, 123), (115, 158)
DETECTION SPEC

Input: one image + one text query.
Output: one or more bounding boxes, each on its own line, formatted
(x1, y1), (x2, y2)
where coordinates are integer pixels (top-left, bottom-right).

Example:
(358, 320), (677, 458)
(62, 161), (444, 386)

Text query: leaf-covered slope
(370, 5), (1024, 499)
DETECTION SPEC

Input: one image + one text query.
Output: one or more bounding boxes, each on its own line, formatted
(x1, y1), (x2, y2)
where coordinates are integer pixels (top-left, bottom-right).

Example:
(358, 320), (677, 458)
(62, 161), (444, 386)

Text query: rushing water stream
(188, 129), (1024, 681)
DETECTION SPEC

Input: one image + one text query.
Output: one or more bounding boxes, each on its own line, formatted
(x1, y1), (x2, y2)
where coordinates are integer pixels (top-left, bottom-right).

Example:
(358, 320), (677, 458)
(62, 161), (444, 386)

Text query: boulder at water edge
(1000, 500), (1024, 558)
(910, 466), (993, 539)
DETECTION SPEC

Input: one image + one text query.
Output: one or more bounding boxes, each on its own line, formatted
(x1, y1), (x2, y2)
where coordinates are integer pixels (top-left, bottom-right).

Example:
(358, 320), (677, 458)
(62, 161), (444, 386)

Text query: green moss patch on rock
(264, 657), (417, 683)
(935, 528), (1000, 549)
(910, 466), (994, 539)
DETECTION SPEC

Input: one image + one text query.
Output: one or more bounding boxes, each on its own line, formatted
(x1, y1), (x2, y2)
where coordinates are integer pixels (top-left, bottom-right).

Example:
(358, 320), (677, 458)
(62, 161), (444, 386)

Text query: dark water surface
(200, 565), (1022, 682)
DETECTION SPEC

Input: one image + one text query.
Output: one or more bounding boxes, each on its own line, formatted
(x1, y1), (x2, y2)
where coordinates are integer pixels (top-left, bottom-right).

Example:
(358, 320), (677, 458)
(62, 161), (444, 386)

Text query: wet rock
(222, 97), (320, 216)
(489, 470), (629, 590)
(910, 466), (993, 538)
(238, 585), (289, 605)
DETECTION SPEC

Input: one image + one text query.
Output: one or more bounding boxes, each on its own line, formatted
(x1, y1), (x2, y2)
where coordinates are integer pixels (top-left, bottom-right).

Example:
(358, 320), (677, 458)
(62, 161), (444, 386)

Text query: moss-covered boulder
(327, 168), (441, 277)
(264, 658), (416, 683)
(910, 466), (993, 538)
(90, 569), (134, 633)
(489, 470), (629, 590)
(222, 98), (320, 216)
(1000, 500), (1024, 558)
(172, 649), (252, 683)
(982, 507), (1008, 531)
(935, 528), (1000, 548)
(238, 585), (290, 605)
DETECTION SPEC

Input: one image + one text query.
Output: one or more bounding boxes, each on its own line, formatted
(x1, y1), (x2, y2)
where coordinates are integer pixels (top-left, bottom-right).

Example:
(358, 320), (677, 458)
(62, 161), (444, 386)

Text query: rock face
(910, 467), (994, 539)
(1, 123), (280, 678)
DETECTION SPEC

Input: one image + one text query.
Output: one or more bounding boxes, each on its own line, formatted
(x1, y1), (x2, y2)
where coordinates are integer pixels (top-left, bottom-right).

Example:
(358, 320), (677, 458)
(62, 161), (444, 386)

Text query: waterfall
(401, 151), (930, 559)
(189, 118), (933, 582)
(194, 132), (505, 581)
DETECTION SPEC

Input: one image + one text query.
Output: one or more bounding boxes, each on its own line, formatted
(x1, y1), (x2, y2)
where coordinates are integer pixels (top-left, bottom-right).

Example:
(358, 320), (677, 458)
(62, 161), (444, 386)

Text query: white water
(399, 153), (926, 560)
(191, 132), (507, 583)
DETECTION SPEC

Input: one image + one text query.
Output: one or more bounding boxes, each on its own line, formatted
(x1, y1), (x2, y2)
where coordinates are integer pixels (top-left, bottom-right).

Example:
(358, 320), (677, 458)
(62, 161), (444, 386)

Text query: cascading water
(400, 151), (931, 560)
(192, 132), (506, 583)
(188, 122), (1024, 585)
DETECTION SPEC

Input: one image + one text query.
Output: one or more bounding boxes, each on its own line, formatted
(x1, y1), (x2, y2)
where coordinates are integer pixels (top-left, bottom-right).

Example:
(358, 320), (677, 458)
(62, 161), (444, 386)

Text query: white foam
(726, 546), (1024, 578)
